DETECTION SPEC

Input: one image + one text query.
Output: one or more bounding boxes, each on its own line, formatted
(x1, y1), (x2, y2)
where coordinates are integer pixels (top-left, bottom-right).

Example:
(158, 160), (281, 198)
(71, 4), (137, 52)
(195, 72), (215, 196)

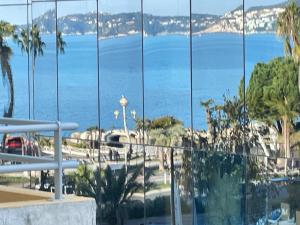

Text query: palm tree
(277, 4), (300, 168)
(0, 21), (17, 118)
(30, 24), (45, 119)
(277, 0), (300, 58)
(18, 24), (45, 119)
(75, 164), (150, 225)
(56, 31), (66, 54)
(201, 99), (214, 139)
(149, 122), (185, 171)
(276, 0), (300, 90)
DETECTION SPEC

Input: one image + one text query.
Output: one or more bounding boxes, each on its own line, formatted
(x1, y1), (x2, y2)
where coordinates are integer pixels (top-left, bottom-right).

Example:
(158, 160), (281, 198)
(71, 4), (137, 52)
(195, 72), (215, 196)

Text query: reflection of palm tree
(30, 24), (45, 119)
(277, 0), (300, 59)
(18, 24), (45, 118)
(56, 31), (66, 54)
(150, 123), (185, 171)
(75, 164), (148, 225)
(277, 0), (300, 90)
(0, 21), (16, 118)
(277, 1), (300, 171)
(201, 99), (214, 137)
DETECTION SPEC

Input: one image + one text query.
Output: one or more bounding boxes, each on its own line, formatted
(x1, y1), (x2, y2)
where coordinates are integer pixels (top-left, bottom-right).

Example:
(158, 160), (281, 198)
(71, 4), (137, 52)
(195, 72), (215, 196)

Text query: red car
(5, 137), (26, 155)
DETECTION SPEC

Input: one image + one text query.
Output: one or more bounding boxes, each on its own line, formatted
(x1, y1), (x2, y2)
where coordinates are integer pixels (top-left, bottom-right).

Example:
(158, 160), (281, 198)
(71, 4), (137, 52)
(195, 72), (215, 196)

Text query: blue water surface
(0, 33), (284, 132)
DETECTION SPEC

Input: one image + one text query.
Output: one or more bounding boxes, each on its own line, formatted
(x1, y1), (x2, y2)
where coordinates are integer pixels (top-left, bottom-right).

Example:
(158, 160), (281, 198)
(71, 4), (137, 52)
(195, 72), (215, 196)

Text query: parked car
(5, 136), (25, 155)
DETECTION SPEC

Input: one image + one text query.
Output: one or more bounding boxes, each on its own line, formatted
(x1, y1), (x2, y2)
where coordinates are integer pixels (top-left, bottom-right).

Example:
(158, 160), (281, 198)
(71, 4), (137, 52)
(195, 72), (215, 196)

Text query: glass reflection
(57, 0), (98, 131)
(266, 156), (300, 225)
(31, 1), (56, 120)
(98, 0), (142, 140)
(245, 155), (269, 224)
(143, 0), (191, 149)
(98, 1), (144, 224)
(0, 1), (299, 225)
(0, 3), (30, 119)
(193, 151), (245, 225)
(192, 0), (244, 152)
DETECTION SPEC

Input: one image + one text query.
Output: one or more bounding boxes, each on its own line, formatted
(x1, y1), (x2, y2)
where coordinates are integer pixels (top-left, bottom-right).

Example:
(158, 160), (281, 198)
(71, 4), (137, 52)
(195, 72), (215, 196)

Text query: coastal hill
(25, 1), (297, 37)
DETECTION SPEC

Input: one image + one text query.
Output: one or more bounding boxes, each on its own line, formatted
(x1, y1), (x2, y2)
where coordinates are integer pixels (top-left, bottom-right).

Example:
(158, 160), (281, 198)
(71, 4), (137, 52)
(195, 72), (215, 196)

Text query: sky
(0, 0), (287, 25)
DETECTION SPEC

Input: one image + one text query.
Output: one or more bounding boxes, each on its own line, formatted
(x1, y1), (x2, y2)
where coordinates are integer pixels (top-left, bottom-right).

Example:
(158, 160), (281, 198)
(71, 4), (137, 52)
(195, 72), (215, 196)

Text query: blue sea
(0, 33), (284, 132)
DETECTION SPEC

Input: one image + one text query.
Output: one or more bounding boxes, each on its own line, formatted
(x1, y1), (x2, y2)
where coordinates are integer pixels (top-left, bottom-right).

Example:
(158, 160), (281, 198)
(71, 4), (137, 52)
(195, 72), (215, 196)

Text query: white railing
(0, 118), (79, 200)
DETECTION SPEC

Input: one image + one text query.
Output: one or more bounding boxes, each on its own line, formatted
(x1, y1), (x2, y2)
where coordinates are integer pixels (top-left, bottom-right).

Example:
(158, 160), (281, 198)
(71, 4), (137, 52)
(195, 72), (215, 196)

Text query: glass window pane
(193, 151), (246, 224)
(246, 155), (268, 224)
(98, 1), (144, 224)
(192, 0), (244, 153)
(99, 0), (143, 144)
(143, 0), (192, 224)
(144, 0), (191, 148)
(32, 1), (57, 120)
(57, 0), (98, 132)
(0, 4), (30, 119)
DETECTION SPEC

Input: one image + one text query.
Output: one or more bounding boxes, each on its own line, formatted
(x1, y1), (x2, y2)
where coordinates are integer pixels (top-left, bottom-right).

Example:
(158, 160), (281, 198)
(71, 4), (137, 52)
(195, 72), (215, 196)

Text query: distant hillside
(26, 10), (219, 36)
(247, 0), (300, 11)
(18, 2), (294, 37)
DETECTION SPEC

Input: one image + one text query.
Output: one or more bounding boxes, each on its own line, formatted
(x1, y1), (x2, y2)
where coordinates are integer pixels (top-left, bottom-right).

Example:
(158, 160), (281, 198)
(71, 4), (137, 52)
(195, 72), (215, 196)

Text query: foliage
(18, 24), (46, 61)
(0, 21), (16, 38)
(201, 99), (214, 136)
(37, 136), (52, 148)
(134, 116), (186, 148)
(287, 181), (300, 214)
(198, 92), (257, 153)
(86, 126), (102, 132)
(205, 170), (243, 225)
(247, 57), (300, 124)
(0, 21), (17, 118)
(57, 31), (66, 54)
(192, 151), (244, 225)
(276, 0), (300, 61)
(149, 116), (182, 130)
(0, 175), (29, 185)
(247, 57), (300, 163)
(75, 164), (152, 225)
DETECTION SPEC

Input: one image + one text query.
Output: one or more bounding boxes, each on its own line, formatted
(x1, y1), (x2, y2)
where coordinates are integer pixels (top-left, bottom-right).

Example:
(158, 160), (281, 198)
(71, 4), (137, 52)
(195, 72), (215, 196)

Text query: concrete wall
(0, 186), (96, 225)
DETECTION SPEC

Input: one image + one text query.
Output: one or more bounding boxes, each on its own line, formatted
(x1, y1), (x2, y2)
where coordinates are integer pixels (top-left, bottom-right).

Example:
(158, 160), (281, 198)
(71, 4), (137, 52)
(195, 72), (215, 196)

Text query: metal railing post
(54, 121), (63, 200)
(0, 118), (79, 199)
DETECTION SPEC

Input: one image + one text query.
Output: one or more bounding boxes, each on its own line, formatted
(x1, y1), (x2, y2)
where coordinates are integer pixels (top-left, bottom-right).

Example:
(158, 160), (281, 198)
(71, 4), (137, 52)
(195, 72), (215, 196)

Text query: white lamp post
(114, 95), (134, 172)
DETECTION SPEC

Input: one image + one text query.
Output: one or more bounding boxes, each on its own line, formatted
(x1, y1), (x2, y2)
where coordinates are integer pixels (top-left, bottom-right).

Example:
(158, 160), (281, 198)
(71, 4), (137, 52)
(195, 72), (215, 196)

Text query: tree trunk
(205, 107), (213, 138)
(3, 64), (14, 118)
(170, 147), (176, 225)
(2, 61), (14, 150)
(159, 147), (164, 171)
(32, 62), (35, 119)
(298, 65), (300, 94)
(283, 115), (290, 175)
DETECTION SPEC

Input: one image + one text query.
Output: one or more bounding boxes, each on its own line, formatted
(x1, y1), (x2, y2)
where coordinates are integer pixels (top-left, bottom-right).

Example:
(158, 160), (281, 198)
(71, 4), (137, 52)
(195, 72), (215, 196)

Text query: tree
(0, 21), (17, 118)
(198, 92), (253, 154)
(201, 99), (214, 138)
(75, 164), (151, 225)
(277, 0), (300, 60)
(18, 24), (45, 118)
(148, 116), (185, 171)
(276, 0), (300, 91)
(56, 31), (66, 54)
(192, 151), (244, 225)
(247, 57), (300, 173)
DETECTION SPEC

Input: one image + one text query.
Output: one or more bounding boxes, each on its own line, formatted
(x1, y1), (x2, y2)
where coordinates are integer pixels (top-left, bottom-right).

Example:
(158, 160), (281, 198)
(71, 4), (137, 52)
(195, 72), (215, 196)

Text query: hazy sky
(0, 0), (286, 25)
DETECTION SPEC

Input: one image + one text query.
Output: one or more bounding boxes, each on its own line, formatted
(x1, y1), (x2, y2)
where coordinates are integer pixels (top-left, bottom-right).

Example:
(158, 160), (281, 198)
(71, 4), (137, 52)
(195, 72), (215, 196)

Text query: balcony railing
(0, 118), (79, 200)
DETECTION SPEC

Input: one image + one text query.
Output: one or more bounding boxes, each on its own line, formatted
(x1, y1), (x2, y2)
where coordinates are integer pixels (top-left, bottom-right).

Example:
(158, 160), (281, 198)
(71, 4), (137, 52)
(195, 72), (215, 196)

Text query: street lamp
(114, 110), (119, 119)
(131, 110), (136, 120)
(114, 95), (135, 172)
